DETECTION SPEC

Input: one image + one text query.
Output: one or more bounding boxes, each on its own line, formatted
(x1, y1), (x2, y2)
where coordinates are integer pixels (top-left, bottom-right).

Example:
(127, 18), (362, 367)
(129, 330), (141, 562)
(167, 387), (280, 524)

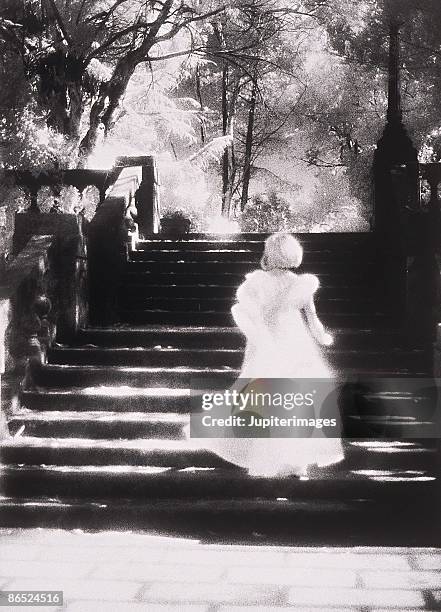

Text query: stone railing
(87, 156), (161, 325)
(0, 215), (88, 436)
(87, 165), (141, 326)
(0, 235), (57, 438)
(6, 154), (160, 327)
(10, 168), (120, 212)
(133, 156), (161, 236)
(0, 155), (160, 432)
(12, 214), (88, 342)
(8, 156), (161, 224)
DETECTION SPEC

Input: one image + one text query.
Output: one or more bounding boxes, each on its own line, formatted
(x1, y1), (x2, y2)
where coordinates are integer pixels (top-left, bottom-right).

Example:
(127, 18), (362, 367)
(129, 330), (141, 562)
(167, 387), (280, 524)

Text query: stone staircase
(1, 233), (440, 545)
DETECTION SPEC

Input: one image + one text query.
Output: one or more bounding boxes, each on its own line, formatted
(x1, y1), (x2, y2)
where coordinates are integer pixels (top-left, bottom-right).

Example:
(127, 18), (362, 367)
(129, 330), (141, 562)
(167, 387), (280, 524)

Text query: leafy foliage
(3, 0), (441, 236)
(0, 104), (73, 171)
(240, 192), (307, 232)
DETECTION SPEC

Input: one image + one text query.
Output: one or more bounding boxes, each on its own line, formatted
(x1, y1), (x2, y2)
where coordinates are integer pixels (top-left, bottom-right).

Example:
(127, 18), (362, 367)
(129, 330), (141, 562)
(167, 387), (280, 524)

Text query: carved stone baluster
(98, 186), (107, 208)
(28, 185), (40, 213)
(50, 184), (63, 214)
(74, 188), (86, 216)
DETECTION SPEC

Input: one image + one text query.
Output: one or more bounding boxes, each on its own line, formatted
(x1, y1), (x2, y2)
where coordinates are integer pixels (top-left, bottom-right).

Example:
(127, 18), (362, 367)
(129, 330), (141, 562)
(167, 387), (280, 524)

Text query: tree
(300, 0), (441, 215)
(183, 0), (328, 216)
(0, 0), (225, 165)
(324, 0), (441, 157)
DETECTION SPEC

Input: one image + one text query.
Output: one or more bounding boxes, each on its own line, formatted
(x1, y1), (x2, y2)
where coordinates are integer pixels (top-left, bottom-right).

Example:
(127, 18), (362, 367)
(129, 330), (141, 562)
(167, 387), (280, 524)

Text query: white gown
(187, 269), (344, 477)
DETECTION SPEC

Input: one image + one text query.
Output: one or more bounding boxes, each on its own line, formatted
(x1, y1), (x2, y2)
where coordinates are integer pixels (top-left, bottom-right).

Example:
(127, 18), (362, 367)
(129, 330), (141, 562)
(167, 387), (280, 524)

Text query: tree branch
(46, 0), (73, 46)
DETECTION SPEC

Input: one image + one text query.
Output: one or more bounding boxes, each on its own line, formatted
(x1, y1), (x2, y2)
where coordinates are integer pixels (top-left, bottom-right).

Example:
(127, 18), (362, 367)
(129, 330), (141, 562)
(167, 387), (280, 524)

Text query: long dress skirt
(186, 269), (345, 477)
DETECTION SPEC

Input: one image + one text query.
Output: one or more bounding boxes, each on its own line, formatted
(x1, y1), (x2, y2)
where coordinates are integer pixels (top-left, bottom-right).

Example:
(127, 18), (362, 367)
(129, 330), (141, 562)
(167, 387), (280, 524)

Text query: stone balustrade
(9, 168), (119, 213)
(7, 156), (161, 227)
(0, 235), (57, 438)
(87, 165), (142, 326)
(0, 155), (160, 428)
(0, 214), (89, 435)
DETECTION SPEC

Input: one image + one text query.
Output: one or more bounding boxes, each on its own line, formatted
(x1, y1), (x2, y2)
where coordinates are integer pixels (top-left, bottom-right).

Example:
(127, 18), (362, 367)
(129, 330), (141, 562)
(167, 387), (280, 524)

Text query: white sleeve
(231, 272), (274, 345)
(303, 296), (333, 346)
(297, 274), (320, 302)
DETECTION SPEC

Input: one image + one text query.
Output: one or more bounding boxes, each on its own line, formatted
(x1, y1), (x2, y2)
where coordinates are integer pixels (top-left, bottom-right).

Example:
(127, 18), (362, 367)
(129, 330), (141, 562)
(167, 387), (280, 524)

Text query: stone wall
(0, 214), (89, 437)
(0, 235), (57, 436)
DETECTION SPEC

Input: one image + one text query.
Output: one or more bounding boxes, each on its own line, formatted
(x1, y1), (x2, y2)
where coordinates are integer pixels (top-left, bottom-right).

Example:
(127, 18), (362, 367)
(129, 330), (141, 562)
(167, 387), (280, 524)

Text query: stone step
(118, 296), (378, 315)
(1, 437), (437, 470)
(134, 243), (371, 255)
(47, 346), (430, 371)
(139, 232), (373, 244)
(48, 346), (247, 367)
(137, 240), (269, 251)
(135, 243), (367, 254)
(0, 464), (436, 502)
(124, 260), (375, 275)
(74, 326), (409, 350)
(8, 411), (188, 439)
(20, 386), (436, 414)
(8, 408), (439, 440)
(132, 248), (268, 260)
(129, 249), (375, 263)
(29, 363), (431, 390)
(121, 271), (372, 287)
(29, 363), (238, 388)
(121, 283), (369, 300)
(20, 387), (196, 413)
(1, 494), (439, 546)
(119, 309), (394, 328)
(344, 415), (440, 438)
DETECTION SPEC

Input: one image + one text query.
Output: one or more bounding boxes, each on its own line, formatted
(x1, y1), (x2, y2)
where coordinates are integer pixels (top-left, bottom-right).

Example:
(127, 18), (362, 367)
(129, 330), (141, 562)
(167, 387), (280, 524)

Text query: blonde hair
(260, 232), (303, 270)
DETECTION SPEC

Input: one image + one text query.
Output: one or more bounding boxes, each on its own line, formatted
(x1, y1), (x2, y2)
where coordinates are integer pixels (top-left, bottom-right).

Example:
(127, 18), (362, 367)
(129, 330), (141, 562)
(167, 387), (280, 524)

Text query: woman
(188, 232), (344, 477)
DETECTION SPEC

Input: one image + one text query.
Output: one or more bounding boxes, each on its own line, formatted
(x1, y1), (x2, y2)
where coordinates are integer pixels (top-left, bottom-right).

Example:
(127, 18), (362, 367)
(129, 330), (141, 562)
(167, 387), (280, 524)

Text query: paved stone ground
(1, 529), (441, 611)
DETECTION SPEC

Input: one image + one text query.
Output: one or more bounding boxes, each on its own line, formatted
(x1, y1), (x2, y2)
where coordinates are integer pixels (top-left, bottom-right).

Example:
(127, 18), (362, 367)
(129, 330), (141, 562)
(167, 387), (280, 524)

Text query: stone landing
(1, 529), (441, 610)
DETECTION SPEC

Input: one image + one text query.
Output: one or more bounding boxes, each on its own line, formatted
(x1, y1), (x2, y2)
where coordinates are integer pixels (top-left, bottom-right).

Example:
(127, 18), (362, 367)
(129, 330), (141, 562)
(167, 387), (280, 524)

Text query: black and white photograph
(1, 0), (441, 610)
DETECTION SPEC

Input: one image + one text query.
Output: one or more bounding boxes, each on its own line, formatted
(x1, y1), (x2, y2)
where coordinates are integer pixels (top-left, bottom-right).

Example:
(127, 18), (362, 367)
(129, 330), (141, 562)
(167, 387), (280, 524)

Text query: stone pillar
(372, 19), (420, 321)
(113, 155), (161, 237)
(88, 197), (127, 326)
(136, 161), (156, 238)
(373, 20), (419, 248)
(434, 322), (441, 377)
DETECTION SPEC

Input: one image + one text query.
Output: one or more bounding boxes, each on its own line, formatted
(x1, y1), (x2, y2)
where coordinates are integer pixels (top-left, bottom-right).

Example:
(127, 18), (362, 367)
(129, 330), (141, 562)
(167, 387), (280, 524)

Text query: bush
(158, 156), (210, 231)
(309, 168), (370, 232)
(239, 192), (307, 232)
(0, 181), (28, 256)
(0, 104), (74, 172)
(0, 104), (80, 255)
